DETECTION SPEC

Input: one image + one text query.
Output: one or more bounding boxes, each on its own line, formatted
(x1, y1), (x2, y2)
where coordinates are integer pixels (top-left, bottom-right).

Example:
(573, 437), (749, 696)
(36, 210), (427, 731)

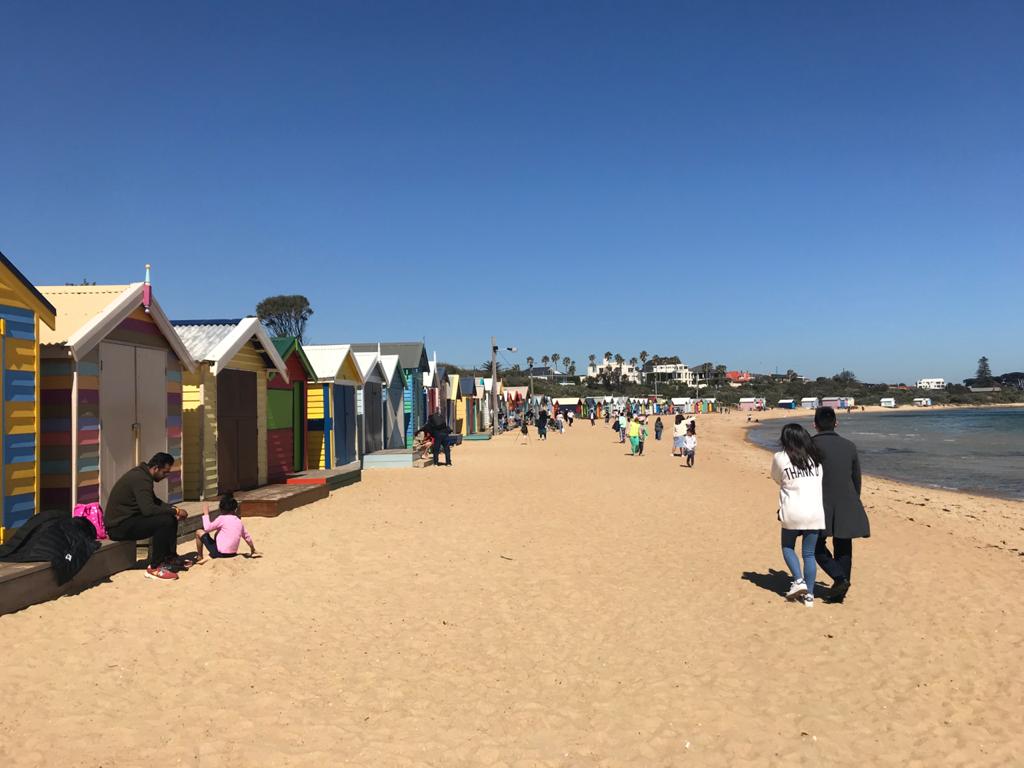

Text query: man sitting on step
(104, 453), (190, 581)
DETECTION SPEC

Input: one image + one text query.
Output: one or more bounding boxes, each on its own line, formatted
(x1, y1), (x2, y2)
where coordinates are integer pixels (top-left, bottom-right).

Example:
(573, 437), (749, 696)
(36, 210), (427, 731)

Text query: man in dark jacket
(425, 411), (453, 467)
(105, 453), (188, 580)
(812, 407), (871, 603)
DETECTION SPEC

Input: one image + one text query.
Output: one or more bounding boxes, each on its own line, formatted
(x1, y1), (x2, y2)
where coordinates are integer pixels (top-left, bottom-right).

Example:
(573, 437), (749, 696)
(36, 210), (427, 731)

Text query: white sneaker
(786, 580), (808, 600)
(802, 594), (814, 609)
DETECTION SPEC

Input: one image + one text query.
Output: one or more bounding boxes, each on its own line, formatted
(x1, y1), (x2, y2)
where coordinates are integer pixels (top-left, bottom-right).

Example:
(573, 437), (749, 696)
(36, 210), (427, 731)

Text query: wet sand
(1, 412), (1021, 766)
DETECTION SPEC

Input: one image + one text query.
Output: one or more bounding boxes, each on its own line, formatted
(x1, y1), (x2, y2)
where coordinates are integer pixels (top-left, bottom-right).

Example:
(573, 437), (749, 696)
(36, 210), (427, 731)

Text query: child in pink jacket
(194, 493), (258, 561)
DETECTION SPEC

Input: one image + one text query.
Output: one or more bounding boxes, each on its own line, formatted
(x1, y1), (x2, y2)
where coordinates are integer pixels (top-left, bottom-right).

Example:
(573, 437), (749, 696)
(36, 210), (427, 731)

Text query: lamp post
(491, 338), (517, 436)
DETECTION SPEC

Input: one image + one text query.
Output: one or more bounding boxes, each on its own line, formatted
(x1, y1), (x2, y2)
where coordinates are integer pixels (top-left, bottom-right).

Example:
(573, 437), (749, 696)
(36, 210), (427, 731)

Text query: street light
(491, 338), (517, 436)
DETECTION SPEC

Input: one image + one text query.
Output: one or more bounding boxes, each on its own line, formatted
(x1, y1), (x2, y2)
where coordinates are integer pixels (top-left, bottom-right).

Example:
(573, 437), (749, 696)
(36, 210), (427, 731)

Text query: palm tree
(569, 362), (577, 377)
(588, 353), (596, 367)
(551, 353), (560, 371)
(527, 355), (534, 372)
(541, 355), (550, 368)
(639, 350), (649, 368)
(604, 351), (612, 364)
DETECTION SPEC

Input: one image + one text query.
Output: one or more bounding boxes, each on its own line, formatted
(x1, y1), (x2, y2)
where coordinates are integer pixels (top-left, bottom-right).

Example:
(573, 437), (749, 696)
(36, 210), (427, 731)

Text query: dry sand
(1, 412), (1022, 767)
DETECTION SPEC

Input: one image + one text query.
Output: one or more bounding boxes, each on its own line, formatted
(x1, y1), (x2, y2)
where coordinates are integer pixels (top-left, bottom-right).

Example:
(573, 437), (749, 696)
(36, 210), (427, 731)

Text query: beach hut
(913, 397), (932, 407)
(352, 351), (388, 457)
(379, 354), (408, 449)
(801, 397), (820, 409)
(738, 397), (766, 411)
(38, 272), (196, 512)
(671, 397), (693, 414)
(0, 252), (57, 542)
(820, 396), (843, 410)
(173, 318), (288, 499)
(777, 399), (797, 409)
(267, 337), (317, 484)
(880, 397), (897, 408)
(303, 345), (363, 470)
(351, 342), (429, 448)
(458, 376), (478, 434)
(555, 396), (582, 415)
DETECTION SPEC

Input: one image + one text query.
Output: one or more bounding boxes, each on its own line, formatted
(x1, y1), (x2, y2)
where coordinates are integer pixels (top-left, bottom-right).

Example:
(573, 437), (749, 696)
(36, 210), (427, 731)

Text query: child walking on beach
(637, 419), (649, 455)
(672, 414), (687, 456)
(628, 416), (642, 455)
(682, 426), (697, 467)
(770, 423), (825, 608)
(195, 493), (258, 561)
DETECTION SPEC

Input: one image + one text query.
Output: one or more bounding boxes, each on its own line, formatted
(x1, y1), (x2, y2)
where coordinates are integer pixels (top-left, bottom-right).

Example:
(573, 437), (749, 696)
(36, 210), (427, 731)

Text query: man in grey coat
(812, 407), (870, 603)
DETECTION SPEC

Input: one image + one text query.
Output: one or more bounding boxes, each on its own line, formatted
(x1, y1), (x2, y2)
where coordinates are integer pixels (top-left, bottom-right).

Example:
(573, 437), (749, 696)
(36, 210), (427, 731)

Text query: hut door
(216, 369), (258, 493)
(135, 347), (170, 501)
(292, 382), (304, 471)
(99, 343), (137, 507)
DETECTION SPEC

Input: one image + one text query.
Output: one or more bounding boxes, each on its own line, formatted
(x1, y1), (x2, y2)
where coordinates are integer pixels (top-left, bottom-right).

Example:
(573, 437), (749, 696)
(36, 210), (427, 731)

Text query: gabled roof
(171, 318), (287, 380)
(302, 344), (363, 385)
(39, 282), (195, 371)
(0, 250), (56, 328)
(447, 373), (460, 400)
(379, 354), (407, 387)
(272, 336), (317, 380)
(350, 342), (429, 372)
(458, 377), (476, 397)
(352, 351), (387, 385)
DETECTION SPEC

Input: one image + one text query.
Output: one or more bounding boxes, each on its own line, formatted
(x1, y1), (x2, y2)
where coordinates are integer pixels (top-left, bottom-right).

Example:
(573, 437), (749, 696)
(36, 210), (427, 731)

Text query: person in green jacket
(105, 453), (190, 581)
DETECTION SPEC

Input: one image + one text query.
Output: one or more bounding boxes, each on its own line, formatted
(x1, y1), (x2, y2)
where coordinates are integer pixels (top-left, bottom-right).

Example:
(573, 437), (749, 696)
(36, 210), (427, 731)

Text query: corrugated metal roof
(37, 284), (134, 345)
(303, 344), (354, 381)
(350, 342), (428, 372)
(170, 320), (241, 361)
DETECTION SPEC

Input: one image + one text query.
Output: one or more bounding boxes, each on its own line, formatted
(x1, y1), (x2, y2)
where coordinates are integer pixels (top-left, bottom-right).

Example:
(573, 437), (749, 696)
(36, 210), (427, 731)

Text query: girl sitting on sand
(770, 424), (825, 608)
(195, 493), (258, 562)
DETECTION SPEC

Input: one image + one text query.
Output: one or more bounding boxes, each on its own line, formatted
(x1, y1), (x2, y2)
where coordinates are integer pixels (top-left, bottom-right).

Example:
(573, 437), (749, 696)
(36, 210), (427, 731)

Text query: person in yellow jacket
(628, 416), (642, 455)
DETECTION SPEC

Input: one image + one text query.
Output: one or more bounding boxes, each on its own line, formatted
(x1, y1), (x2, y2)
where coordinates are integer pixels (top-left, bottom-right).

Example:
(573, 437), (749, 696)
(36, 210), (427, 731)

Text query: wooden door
(217, 369), (258, 493)
(99, 343), (137, 507)
(135, 347), (169, 500)
(292, 382), (304, 471)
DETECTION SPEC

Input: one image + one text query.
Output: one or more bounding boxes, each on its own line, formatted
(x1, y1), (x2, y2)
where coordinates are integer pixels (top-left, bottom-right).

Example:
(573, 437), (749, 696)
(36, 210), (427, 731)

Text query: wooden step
(286, 462), (362, 491)
(0, 540), (138, 616)
(233, 484), (329, 518)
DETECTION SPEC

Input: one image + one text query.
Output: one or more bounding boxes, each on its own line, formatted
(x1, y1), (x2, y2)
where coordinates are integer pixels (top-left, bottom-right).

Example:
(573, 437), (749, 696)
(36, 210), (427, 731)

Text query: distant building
(726, 370), (752, 385)
(586, 357), (642, 384)
(649, 362), (694, 386)
(915, 378), (945, 390)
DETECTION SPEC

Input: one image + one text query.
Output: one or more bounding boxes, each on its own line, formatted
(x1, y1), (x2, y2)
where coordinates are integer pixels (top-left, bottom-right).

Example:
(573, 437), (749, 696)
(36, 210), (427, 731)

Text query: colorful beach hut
(0, 252), (57, 542)
(353, 351), (387, 457)
(777, 399), (797, 409)
(380, 353), (408, 449)
(351, 342), (429, 448)
(267, 337), (317, 483)
(38, 273), (195, 513)
(801, 397), (820, 409)
(173, 318), (289, 499)
(303, 345), (363, 470)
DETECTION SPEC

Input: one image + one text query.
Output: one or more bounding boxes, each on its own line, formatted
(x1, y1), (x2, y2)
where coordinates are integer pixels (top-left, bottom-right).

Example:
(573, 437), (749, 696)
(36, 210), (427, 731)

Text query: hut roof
(379, 354), (406, 387)
(40, 282), (195, 370)
(0, 249), (56, 328)
(303, 344), (363, 385)
(352, 351), (388, 385)
(171, 318), (286, 379)
(350, 342), (429, 372)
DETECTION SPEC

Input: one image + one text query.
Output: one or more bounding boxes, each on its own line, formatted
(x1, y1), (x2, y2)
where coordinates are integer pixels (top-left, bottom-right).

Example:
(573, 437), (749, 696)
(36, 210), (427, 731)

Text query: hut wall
(165, 352), (183, 503)
(0, 301), (42, 540)
(182, 366), (218, 500)
(306, 383), (326, 470)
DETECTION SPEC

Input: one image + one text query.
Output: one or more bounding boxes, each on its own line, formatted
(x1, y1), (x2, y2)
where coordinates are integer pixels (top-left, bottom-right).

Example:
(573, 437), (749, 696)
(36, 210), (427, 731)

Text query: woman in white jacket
(770, 423), (826, 608)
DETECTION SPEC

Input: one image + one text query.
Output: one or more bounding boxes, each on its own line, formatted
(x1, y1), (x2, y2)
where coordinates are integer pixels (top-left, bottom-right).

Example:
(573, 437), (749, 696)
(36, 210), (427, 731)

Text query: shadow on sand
(742, 569), (828, 598)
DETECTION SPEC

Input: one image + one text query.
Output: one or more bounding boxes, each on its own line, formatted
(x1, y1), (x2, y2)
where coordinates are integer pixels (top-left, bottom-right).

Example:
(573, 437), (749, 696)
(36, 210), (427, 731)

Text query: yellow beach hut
(302, 345), (363, 470)
(37, 272), (196, 514)
(0, 251), (57, 542)
(172, 318), (289, 500)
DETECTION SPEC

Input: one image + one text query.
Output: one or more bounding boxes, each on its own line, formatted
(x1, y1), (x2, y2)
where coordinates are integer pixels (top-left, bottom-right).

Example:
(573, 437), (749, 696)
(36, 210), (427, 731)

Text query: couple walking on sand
(770, 406), (870, 608)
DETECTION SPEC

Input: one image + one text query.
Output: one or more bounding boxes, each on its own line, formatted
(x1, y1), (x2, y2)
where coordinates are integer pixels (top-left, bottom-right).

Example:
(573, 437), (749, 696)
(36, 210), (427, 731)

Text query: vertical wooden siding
(306, 383), (326, 470)
(225, 343), (268, 487)
(166, 352), (183, 503)
(76, 351), (100, 505)
(182, 366), (218, 500)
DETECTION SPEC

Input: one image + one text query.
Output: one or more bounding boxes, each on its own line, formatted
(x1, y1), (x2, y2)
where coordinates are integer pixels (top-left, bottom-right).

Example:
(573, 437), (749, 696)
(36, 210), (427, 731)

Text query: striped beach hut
(0, 252), (57, 542)
(38, 271), (195, 513)
(303, 345), (363, 469)
(173, 318), (289, 500)
(268, 337), (317, 483)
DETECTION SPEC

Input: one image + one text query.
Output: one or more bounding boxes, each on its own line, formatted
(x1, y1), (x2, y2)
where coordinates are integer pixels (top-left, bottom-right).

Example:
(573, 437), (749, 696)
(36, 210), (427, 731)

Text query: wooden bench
(0, 539), (138, 616)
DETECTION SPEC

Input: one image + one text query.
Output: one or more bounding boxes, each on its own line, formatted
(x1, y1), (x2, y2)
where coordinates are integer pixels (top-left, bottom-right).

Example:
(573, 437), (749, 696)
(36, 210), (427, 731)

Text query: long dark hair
(779, 423), (822, 471)
(219, 492), (240, 515)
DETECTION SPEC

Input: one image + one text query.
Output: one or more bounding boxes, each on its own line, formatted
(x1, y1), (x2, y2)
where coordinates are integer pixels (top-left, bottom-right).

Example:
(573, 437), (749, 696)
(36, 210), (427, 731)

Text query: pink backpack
(73, 503), (108, 540)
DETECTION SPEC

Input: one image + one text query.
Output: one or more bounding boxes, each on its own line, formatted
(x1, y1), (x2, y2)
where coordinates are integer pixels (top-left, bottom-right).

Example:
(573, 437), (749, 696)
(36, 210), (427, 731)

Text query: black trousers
(108, 513), (178, 567)
(815, 536), (853, 583)
(432, 436), (452, 465)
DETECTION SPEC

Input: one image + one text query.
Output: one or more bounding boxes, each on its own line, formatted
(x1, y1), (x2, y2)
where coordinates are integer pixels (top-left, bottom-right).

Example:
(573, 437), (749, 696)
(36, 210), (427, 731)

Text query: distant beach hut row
(0, 251), (446, 542)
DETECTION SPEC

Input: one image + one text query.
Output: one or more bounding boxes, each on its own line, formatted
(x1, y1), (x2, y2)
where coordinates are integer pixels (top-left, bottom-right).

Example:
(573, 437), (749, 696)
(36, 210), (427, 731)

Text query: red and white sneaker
(145, 565), (179, 581)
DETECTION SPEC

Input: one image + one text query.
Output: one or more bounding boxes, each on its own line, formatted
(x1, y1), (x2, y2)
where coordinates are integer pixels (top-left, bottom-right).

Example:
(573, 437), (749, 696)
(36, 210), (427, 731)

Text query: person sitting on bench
(105, 452), (189, 581)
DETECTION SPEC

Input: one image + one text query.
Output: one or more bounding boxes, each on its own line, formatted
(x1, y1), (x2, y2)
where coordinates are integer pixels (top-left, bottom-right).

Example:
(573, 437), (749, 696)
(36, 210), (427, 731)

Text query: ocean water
(748, 408), (1024, 500)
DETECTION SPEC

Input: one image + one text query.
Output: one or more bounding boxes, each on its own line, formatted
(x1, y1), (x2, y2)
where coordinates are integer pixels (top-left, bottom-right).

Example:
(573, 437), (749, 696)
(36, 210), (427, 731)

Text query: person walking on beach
(536, 409), (549, 441)
(770, 423), (826, 608)
(682, 425), (697, 467)
(618, 412), (628, 444)
(672, 414), (687, 457)
(590, 409), (596, 426)
(654, 416), (664, 441)
(812, 406), (870, 603)
(627, 416), (642, 455)
(637, 418), (649, 456)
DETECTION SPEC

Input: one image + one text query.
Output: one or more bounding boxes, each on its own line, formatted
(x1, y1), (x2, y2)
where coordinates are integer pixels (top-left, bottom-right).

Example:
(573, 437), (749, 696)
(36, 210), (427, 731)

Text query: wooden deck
(362, 448), (415, 469)
(232, 484), (329, 518)
(286, 461), (362, 490)
(0, 540), (138, 616)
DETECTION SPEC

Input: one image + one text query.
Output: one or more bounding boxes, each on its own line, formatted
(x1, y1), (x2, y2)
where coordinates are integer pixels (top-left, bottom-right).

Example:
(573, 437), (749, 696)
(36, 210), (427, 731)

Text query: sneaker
(802, 594), (814, 609)
(786, 580), (808, 600)
(828, 578), (851, 603)
(145, 565), (179, 581)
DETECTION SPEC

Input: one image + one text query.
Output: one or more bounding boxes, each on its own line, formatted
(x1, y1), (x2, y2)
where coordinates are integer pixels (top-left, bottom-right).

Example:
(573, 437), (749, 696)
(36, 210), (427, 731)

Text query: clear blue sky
(3, 1), (1021, 383)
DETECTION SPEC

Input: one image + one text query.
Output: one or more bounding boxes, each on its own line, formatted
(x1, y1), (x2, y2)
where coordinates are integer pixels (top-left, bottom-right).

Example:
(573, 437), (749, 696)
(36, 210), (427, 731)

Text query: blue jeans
(781, 529), (819, 596)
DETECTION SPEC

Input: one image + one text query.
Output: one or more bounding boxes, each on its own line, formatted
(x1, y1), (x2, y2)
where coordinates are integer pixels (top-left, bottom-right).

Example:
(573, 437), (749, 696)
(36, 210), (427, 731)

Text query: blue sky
(2, 1), (1021, 383)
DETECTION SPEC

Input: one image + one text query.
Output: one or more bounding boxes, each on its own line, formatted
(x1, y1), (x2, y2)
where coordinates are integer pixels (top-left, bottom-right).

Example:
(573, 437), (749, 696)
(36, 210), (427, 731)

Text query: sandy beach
(1, 411), (1022, 767)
